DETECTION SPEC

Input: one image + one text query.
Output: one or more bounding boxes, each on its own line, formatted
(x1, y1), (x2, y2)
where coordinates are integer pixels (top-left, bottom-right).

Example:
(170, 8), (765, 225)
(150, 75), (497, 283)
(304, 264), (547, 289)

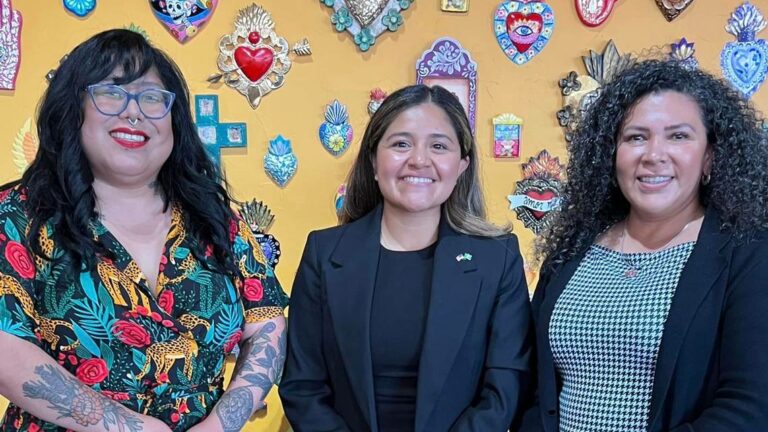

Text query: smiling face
(373, 102), (469, 218)
(615, 90), (712, 221)
(80, 67), (174, 187)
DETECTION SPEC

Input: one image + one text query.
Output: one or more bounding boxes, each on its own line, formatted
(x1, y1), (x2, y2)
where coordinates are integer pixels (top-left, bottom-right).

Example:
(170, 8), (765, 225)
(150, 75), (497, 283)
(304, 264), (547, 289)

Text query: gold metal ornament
(208, 4), (310, 109)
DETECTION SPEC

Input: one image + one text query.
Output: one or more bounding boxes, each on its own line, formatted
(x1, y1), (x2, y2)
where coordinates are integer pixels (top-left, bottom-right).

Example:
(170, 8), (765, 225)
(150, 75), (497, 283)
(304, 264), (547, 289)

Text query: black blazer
(279, 207), (533, 432)
(521, 208), (768, 431)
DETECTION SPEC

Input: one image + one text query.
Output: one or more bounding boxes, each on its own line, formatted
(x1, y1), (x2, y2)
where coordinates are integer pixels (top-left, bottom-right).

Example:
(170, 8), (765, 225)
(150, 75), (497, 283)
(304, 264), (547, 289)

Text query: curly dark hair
(19, 29), (237, 274)
(537, 59), (768, 268)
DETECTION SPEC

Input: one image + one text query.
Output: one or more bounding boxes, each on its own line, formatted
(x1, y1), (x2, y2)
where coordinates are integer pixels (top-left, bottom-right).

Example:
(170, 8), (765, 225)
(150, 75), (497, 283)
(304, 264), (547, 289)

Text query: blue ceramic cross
(194, 94), (248, 166)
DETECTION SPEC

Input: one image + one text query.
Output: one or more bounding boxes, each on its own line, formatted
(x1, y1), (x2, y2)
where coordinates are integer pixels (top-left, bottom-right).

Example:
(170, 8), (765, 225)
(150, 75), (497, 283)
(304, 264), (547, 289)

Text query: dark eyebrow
(664, 123), (696, 132)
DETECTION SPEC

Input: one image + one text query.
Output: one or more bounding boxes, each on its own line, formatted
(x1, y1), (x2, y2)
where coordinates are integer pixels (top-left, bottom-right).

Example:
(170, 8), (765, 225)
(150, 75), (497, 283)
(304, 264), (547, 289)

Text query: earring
(374, 174), (378, 181)
(701, 173), (711, 185)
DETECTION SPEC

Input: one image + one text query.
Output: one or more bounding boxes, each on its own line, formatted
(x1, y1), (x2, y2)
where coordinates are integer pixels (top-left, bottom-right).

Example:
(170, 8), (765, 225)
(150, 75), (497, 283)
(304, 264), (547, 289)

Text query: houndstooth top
(549, 242), (695, 432)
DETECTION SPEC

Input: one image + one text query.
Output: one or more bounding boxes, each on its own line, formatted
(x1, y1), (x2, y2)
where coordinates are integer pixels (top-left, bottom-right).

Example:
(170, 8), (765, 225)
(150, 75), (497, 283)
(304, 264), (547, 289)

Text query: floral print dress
(0, 186), (289, 431)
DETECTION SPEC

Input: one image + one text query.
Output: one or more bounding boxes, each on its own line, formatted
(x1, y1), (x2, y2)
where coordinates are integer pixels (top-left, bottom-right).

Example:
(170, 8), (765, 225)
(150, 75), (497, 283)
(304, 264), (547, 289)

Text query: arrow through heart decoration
(720, 1), (768, 98)
(208, 4), (311, 109)
(494, 0), (555, 66)
(322, 0), (414, 53)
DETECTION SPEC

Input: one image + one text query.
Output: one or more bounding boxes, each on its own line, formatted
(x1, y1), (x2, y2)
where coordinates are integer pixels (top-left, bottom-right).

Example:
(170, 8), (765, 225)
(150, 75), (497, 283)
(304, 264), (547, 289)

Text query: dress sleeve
(0, 188), (41, 344)
(232, 218), (288, 323)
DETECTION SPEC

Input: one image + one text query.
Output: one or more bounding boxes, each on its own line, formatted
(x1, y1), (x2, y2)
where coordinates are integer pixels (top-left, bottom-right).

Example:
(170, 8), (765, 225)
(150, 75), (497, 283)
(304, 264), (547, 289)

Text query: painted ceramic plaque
(670, 37), (698, 70)
(720, 2), (768, 98)
(556, 40), (634, 143)
(494, 0), (555, 65)
(508, 150), (564, 234)
(150, 0), (217, 42)
(238, 199), (281, 269)
(493, 113), (522, 159)
(416, 37), (477, 131)
(442, 0), (468, 12)
(319, 100), (353, 156)
(322, 0), (414, 52)
(575, 0), (617, 27)
(0, 0), (21, 90)
(208, 4), (311, 109)
(656, 0), (694, 22)
(64, 0), (96, 17)
(368, 88), (388, 116)
(194, 94), (247, 166)
(264, 135), (297, 187)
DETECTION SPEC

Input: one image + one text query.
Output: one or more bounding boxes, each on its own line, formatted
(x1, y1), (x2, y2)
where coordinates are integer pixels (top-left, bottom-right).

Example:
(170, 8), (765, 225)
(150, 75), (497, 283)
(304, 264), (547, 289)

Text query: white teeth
(402, 176), (434, 184)
(639, 176), (671, 184)
(110, 132), (146, 142)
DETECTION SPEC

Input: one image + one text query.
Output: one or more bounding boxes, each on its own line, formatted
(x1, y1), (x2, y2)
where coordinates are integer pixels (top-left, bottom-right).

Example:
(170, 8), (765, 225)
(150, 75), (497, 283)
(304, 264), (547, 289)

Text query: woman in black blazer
(522, 60), (768, 431)
(279, 85), (533, 431)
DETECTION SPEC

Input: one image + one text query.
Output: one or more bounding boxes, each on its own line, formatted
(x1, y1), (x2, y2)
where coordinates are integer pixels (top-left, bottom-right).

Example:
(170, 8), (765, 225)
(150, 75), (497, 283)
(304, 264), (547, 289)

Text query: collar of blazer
(325, 204), (481, 432)
(534, 206), (733, 430)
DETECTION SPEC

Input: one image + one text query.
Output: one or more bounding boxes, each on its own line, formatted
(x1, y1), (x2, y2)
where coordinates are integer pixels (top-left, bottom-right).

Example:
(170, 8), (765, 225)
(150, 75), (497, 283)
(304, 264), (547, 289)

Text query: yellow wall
(0, 1), (766, 430)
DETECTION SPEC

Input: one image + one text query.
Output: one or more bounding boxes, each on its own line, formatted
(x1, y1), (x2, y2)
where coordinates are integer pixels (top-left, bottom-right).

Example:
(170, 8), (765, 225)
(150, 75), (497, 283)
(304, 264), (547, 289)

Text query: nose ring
(128, 118), (139, 126)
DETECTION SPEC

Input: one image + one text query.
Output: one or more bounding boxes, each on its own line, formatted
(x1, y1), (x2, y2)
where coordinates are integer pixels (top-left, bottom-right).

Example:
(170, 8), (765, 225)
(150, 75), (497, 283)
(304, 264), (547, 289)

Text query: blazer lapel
(647, 209), (731, 429)
(415, 223), (481, 432)
(325, 208), (381, 431)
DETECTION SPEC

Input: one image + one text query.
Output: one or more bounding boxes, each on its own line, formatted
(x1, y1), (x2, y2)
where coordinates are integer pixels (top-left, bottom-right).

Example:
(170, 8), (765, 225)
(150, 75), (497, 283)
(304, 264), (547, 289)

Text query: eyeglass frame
(85, 83), (176, 120)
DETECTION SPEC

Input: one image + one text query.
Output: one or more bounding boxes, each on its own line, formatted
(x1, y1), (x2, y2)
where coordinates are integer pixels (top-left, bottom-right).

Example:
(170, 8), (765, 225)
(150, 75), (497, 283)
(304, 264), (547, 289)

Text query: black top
(370, 243), (436, 432)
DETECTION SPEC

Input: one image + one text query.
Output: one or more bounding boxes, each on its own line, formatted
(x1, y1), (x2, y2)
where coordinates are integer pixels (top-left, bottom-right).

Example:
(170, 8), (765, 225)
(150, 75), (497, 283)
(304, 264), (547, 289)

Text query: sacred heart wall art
(494, 0), (555, 65)
(0, 0), (21, 90)
(150, 0), (216, 43)
(64, 0), (96, 17)
(321, 0), (414, 52)
(416, 37), (477, 131)
(264, 135), (298, 188)
(575, 0), (617, 27)
(319, 100), (353, 156)
(655, 0), (694, 22)
(208, 4), (311, 109)
(720, 2), (768, 98)
(508, 150), (565, 235)
(238, 199), (281, 269)
(669, 37), (698, 70)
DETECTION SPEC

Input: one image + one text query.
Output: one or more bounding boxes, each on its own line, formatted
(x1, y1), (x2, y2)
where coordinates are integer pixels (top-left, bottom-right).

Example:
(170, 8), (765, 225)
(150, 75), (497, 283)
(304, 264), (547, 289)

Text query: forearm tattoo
(216, 321), (285, 431)
(22, 364), (143, 431)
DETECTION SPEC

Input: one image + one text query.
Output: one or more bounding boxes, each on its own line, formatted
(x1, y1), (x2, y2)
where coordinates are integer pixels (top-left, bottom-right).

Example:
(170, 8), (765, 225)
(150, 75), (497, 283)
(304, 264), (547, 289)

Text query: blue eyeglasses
(86, 84), (176, 120)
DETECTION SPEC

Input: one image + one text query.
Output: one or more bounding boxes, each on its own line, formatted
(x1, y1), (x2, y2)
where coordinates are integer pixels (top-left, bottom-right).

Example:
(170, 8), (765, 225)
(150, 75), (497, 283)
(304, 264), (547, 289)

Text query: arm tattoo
(22, 364), (143, 432)
(214, 387), (254, 432)
(216, 321), (285, 431)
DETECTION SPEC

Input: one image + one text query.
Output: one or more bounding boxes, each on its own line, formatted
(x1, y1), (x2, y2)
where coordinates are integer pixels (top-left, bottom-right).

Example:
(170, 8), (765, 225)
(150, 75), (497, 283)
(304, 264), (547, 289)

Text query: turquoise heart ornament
(720, 2), (768, 98)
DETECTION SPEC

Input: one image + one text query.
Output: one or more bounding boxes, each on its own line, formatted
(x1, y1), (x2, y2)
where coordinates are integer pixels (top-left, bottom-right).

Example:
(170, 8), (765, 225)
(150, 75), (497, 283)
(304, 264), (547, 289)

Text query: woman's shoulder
(0, 184), (29, 218)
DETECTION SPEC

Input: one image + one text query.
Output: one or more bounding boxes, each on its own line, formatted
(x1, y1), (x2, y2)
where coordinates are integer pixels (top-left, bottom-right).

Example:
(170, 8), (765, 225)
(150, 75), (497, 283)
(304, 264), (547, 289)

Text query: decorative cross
(194, 94), (248, 166)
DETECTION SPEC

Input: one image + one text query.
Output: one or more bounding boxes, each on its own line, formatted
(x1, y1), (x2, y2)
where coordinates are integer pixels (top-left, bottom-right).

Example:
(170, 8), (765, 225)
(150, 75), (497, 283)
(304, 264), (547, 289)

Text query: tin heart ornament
(319, 100), (353, 156)
(575, 0), (617, 27)
(264, 135), (298, 187)
(322, 0), (414, 52)
(720, 2), (768, 98)
(655, 0), (694, 22)
(64, 0), (96, 17)
(494, 0), (555, 65)
(150, 0), (217, 43)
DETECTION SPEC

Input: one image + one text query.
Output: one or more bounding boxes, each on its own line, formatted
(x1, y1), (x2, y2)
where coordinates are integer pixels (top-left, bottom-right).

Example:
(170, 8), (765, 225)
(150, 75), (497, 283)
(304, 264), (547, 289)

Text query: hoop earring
(701, 173), (711, 186)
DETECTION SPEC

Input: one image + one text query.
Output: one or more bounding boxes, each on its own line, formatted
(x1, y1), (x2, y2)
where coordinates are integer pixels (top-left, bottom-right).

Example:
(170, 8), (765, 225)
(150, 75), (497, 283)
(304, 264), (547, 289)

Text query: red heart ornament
(575, 0), (618, 27)
(525, 189), (556, 220)
(234, 46), (274, 83)
(506, 12), (544, 53)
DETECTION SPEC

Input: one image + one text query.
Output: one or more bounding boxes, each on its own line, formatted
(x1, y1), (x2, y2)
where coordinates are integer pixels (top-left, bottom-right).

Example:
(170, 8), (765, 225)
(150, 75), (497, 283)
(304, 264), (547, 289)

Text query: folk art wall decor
(494, 0), (555, 65)
(150, 0), (217, 43)
(720, 1), (768, 98)
(655, 0), (694, 22)
(669, 37), (698, 70)
(492, 113), (522, 159)
(11, 118), (37, 174)
(508, 150), (565, 235)
(264, 135), (298, 188)
(194, 94), (247, 166)
(442, 0), (468, 13)
(368, 88), (388, 116)
(0, 0), (21, 90)
(208, 4), (311, 109)
(64, 0), (96, 17)
(321, 0), (414, 52)
(319, 100), (353, 156)
(239, 199), (282, 269)
(575, 0), (617, 27)
(416, 37), (477, 131)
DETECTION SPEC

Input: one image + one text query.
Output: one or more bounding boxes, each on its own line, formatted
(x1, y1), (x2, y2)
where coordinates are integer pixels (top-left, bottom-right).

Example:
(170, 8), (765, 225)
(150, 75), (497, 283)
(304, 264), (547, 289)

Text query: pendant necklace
(620, 219), (693, 278)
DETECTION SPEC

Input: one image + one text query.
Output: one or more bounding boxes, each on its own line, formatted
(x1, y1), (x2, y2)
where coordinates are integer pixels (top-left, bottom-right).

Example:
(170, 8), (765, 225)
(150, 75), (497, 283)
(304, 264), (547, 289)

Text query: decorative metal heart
(575, 0), (617, 27)
(721, 41), (768, 97)
(494, 0), (555, 65)
(346, 0), (389, 27)
(149, 0), (217, 43)
(655, 0), (694, 22)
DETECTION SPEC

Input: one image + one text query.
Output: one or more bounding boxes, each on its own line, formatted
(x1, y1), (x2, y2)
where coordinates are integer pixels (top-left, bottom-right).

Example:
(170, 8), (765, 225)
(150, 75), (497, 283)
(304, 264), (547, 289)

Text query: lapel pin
(456, 253), (473, 262)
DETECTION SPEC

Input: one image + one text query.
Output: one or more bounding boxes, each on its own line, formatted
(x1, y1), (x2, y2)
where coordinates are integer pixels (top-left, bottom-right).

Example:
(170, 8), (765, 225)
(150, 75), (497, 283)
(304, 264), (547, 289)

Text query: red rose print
(157, 373), (169, 383)
(5, 241), (35, 279)
(243, 278), (264, 302)
(101, 390), (130, 401)
(76, 358), (109, 385)
(28, 424), (40, 432)
(170, 412), (180, 423)
(136, 306), (149, 316)
(157, 290), (174, 314)
(0, 188), (11, 203)
(112, 320), (151, 348)
(224, 330), (243, 354)
(229, 219), (239, 242)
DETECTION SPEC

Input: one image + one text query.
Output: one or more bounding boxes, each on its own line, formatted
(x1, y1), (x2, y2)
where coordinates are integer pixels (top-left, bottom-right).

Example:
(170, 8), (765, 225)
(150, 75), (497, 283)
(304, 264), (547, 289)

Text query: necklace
(619, 219), (694, 278)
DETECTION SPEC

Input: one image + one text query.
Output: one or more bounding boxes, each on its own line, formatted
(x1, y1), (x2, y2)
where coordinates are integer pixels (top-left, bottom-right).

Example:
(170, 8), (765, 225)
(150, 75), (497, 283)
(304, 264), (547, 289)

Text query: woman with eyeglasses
(0, 29), (288, 432)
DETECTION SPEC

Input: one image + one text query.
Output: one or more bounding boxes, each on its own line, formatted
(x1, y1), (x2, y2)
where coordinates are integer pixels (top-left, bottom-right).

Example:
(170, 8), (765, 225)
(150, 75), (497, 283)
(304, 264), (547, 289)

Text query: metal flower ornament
(321, 0), (414, 52)
(0, 0), (21, 90)
(208, 4), (311, 109)
(720, 2), (768, 98)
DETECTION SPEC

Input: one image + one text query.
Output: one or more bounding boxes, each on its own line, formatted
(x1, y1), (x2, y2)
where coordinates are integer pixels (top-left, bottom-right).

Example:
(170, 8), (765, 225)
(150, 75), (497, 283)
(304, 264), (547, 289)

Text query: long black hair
(537, 59), (768, 268)
(22, 29), (237, 274)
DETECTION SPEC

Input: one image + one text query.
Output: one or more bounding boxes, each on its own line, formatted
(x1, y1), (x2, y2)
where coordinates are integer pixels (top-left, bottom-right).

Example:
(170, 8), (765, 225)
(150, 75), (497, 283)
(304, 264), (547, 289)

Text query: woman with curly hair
(0, 29), (288, 431)
(521, 59), (768, 431)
